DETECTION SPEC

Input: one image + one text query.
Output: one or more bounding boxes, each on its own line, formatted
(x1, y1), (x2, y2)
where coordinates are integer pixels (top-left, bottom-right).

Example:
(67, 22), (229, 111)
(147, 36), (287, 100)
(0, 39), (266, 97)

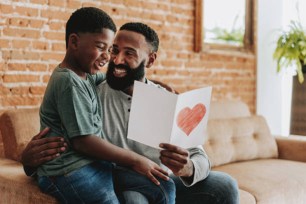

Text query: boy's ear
(146, 52), (157, 68)
(68, 33), (79, 49)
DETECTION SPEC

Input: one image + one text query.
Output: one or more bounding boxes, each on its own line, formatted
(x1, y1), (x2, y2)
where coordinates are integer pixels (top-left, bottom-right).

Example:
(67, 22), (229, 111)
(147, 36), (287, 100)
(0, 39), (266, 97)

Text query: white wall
(257, 0), (292, 136)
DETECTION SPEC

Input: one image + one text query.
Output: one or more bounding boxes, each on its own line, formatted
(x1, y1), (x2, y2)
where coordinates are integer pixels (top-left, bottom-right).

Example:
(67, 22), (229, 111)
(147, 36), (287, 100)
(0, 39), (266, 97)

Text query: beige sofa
(1, 101), (306, 203)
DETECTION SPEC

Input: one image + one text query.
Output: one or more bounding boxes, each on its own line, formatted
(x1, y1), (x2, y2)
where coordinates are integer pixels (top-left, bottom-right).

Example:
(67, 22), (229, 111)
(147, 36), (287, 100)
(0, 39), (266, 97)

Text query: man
(22, 22), (239, 204)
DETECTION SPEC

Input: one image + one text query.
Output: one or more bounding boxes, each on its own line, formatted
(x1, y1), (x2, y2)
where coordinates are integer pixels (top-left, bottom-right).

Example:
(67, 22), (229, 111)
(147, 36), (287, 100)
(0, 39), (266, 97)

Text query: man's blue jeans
(113, 166), (176, 204)
(38, 161), (119, 204)
(172, 171), (239, 204)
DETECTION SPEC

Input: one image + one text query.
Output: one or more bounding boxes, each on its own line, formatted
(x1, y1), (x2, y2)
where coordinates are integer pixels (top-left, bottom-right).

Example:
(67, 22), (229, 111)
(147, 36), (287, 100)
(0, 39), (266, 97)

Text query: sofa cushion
(0, 158), (57, 204)
(209, 100), (251, 120)
(239, 189), (256, 204)
(213, 159), (306, 204)
(0, 108), (40, 161)
(0, 131), (4, 158)
(204, 115), (278, 167)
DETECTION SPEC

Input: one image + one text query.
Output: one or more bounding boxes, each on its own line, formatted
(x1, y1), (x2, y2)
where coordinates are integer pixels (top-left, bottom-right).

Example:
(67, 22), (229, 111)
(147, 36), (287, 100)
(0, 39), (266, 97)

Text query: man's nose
(113, 52), (125, 65)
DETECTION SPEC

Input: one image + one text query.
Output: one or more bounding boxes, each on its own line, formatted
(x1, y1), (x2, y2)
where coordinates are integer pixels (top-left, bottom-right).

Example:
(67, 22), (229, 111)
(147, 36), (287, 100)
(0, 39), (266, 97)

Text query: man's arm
(21, 127), (67, 176)
(159, 143), (210, 186)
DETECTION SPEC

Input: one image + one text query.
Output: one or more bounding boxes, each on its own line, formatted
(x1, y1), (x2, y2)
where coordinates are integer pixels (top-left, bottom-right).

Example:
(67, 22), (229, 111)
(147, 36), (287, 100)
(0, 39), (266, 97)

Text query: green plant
(208, 14), (244, 46)
(273, 21), (306, 83)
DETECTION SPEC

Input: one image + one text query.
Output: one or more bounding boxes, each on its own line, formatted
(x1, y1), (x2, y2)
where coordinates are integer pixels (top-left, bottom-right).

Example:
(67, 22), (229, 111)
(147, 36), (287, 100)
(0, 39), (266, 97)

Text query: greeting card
(127, 81), (212, 149)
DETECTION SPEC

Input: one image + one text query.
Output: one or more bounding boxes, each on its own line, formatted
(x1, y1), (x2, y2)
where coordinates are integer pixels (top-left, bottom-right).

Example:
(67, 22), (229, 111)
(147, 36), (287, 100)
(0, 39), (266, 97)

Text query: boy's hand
(21, 127), (67, 167)
(132, 156), (169, 185)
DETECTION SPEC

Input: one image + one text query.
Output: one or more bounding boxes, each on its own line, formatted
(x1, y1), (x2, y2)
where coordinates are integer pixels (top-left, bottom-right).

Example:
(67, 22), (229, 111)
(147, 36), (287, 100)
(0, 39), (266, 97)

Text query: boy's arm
(71, 135), (169, 185)
(91, 72), (106, 85)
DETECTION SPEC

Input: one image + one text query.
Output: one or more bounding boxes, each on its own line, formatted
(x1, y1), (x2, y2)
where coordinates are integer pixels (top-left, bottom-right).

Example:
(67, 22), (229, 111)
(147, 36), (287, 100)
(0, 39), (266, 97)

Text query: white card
(127, 81), (212, 149)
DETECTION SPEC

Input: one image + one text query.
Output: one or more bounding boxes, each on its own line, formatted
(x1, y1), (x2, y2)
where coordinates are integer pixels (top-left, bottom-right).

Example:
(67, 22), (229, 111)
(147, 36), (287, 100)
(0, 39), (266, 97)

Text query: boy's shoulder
(51, 67), (83, 86)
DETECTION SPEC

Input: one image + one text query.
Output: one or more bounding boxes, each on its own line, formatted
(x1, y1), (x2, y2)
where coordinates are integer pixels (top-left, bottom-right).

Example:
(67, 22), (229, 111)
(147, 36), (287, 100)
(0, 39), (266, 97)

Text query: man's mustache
(109, 62), (130, 70)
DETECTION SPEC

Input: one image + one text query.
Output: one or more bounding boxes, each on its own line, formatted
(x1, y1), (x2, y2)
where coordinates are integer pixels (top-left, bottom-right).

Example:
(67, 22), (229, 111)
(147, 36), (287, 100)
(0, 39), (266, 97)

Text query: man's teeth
(115, 68), (126, 73)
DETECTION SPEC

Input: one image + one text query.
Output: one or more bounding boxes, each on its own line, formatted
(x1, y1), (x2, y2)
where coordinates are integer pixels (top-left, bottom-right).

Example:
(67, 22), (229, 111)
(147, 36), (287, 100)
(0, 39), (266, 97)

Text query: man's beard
(106, 60), (145, 91)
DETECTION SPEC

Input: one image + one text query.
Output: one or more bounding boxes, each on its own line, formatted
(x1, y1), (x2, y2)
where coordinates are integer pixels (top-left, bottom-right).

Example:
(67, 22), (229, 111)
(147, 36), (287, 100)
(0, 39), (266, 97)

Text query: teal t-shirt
(37, 66), (106, 176)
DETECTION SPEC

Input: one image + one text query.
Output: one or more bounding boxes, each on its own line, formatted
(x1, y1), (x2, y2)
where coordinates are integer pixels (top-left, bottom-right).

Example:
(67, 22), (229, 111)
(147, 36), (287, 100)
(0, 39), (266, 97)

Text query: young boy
(37, 7), (172, 203)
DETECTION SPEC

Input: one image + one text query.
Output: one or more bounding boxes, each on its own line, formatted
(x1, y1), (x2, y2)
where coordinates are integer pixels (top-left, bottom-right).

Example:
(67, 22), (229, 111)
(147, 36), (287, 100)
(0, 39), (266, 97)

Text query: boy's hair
(119, 22), (159, 52)
(65, 7), (117, 48)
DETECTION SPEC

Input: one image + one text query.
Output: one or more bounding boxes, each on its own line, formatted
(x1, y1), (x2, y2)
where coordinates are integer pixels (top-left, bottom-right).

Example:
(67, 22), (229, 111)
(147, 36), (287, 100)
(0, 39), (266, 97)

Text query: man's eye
(110, 48), (119, 55)
(125, 51), (134, 56)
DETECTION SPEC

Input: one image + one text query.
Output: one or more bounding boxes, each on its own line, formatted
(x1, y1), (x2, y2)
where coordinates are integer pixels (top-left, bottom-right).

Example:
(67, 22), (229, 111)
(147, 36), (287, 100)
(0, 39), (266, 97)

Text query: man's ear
(146, 52), (157, 68)
(68, 33), (79, 49)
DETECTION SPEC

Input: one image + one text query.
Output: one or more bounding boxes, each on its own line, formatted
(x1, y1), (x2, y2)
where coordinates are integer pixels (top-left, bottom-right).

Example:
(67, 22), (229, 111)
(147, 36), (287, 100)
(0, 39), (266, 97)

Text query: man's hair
(65, 7), (117, 48)
(119, 22), (159, 52)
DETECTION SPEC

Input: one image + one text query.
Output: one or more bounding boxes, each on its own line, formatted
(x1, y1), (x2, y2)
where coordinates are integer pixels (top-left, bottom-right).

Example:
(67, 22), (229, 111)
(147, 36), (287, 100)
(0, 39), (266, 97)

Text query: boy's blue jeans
(38, 161), (119, 204)
(38, 161), (176, 204)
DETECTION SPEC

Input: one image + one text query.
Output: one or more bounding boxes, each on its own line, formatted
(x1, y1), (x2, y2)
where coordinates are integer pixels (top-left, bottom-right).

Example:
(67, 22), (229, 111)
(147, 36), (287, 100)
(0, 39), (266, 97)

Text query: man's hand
(159, 143), (194, 178)
(21, 127), (67, 167)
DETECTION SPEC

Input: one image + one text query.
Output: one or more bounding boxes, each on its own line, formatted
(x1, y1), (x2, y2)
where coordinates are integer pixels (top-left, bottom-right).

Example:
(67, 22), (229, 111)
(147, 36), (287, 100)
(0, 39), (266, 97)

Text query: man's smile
(113, 68), (127, 77)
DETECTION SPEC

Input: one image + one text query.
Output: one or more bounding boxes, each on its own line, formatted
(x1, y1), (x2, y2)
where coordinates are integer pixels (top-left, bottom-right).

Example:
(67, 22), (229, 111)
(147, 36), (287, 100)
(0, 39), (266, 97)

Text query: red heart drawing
(176, 103), (206, 136)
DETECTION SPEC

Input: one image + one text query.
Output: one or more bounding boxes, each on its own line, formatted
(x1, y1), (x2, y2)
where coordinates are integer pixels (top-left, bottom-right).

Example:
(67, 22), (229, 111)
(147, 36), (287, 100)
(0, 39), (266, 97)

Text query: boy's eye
(97, 46), (106, 51)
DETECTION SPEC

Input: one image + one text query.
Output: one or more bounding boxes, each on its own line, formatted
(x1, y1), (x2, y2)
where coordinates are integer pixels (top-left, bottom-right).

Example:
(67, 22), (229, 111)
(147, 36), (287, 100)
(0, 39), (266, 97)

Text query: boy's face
(106, 30), (156, 90)
(74, 28), (115, 75)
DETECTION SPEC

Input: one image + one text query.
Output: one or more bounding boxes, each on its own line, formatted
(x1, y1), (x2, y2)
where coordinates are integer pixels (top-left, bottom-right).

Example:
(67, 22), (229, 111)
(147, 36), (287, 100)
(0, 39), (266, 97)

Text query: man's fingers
(38, 153), (60, 164)
(159, 143), (189, 156)
(33, 137), (65, 147)
(160, 150), (188, 164)
(160, 155), (185, 169)
(32, 127), (50, 140)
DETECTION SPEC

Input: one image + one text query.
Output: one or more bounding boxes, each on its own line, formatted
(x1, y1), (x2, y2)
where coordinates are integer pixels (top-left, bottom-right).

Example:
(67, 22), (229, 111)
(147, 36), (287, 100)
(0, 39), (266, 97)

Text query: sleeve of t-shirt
(57, 85), (98, 138)
(92, 72), (106, 86)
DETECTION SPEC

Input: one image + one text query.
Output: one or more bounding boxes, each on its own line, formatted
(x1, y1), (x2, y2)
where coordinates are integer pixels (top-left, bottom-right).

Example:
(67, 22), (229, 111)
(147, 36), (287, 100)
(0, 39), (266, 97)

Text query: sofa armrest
(275, 135), (306, 162)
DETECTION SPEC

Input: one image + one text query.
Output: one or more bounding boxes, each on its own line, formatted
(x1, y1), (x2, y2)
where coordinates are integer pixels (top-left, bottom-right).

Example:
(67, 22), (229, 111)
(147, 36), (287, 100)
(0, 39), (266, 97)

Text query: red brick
(48, 0), (65, 7)
(52, 42), (65, 51)
(0, 39), (10, 48)
(10, 50), (40, 60)
(30, 0), (48, 4)
(41, 10), (70, 21)
(28, 63), (48, 72)
(15, 6), (39, 17)
(3, 27), (40, 39)
(66, 0), (82, 9)
(7, 63), (27, 71)
(40, 52), (64, 62)
(2, 96), (42, 106)
(32, 41), (49, 50)
(3, 74), (40, 83)
(9, 86), (30, 95)
(0, 4), (14, 14)
(12, 40), (31, 49)
(30, 86), (46, 95)
(43, 31), (65, 41)
(48, 21), (65, 31)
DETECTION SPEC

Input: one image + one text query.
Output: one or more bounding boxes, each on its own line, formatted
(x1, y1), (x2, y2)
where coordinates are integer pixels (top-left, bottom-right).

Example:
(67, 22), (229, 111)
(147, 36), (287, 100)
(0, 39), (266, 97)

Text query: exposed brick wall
(0, 0), (256, 113)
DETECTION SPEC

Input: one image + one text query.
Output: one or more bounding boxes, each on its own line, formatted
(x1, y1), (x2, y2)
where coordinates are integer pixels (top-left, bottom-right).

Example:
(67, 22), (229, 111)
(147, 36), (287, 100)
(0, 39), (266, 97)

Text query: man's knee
(122, 191), (149, 204)
(208, 171), (239, 204)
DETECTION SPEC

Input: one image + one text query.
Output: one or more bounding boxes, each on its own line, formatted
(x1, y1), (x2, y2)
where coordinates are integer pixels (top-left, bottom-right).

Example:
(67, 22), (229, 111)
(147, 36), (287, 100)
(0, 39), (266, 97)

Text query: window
(194, 0), (254, 52)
